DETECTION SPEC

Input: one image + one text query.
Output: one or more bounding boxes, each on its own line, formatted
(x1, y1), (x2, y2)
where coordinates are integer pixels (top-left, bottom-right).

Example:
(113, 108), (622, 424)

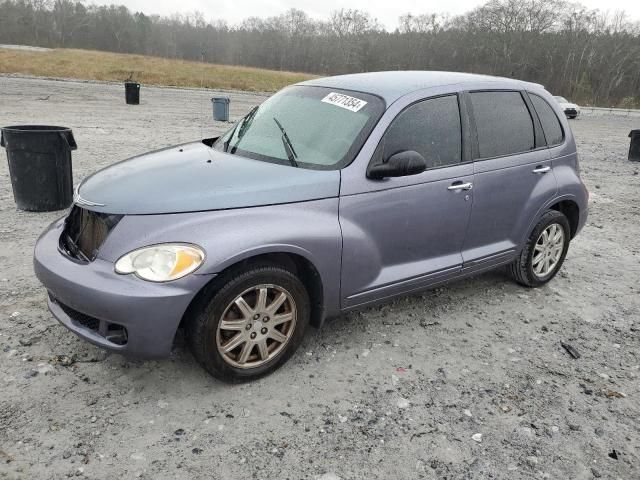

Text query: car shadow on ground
(76, 267), (516, 389)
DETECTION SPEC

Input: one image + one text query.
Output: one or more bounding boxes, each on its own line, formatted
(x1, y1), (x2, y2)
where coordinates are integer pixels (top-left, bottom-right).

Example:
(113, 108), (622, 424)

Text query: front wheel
(508, 210), (571, 287)
(186, 266), (309, 382)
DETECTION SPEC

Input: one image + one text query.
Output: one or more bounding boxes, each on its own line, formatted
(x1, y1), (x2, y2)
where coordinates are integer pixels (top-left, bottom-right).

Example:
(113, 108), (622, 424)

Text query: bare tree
(0, 0), (638, 106)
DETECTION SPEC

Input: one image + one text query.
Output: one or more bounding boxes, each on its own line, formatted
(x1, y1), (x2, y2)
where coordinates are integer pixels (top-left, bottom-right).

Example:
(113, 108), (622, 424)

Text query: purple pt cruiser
(34, 71), (588, 382)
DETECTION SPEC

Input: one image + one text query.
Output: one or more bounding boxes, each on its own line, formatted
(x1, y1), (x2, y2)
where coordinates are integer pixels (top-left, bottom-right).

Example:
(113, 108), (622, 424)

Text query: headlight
(115, 243), (205, 282)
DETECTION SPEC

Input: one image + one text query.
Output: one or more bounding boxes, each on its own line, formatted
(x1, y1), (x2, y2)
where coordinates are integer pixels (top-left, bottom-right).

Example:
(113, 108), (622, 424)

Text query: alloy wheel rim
(532, 223), (565, 278)
(216, 284), (297, 369)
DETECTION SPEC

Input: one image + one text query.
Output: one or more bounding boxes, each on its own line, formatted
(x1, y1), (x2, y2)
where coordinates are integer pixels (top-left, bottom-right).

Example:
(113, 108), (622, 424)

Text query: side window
(470, 91), (535, 158)
(382, 95), (462, 169)
(530, 94), (564, 146)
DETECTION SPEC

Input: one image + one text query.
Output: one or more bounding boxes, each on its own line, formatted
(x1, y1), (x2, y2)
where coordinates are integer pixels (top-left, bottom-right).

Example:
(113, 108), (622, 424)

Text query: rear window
(530, 94), (564, 146)
(470, 91), (535, 159)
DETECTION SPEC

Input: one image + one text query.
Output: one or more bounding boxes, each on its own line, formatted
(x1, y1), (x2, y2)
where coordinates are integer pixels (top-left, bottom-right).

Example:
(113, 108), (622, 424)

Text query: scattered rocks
(419, 319), (440, 328)
(0, 449), (15, 463)
(604, 390), (626, 398)
(37, 363), (54, 375)
(560, 341), (581, 359)
(50, 355), (76, 367)
(316, 473), (341, 480)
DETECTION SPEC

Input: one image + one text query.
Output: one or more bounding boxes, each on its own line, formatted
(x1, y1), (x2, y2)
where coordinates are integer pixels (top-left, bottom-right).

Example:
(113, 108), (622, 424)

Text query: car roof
(298, 71), (542, 104)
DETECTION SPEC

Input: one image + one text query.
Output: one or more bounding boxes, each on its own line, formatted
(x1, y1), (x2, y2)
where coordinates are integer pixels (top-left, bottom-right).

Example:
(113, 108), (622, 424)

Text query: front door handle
(448, 181), (473, 191)
(532, 165), (551, 174)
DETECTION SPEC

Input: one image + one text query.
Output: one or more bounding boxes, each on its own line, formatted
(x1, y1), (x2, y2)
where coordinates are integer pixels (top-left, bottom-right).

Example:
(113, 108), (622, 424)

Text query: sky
(113, 0), (640, 30)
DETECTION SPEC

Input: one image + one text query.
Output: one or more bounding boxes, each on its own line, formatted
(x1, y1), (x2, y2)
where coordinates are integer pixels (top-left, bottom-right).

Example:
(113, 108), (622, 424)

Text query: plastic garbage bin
(125, 81), (140, 105)
(1, 125), (76, 211)
(629, 129), (640, 161)
(211, 97), (230, 121)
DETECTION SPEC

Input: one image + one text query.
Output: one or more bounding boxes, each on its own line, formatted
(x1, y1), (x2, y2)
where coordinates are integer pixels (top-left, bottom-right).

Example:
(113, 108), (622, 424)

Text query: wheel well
(550, 200), (579, 238)
(180, 253), (325, 330)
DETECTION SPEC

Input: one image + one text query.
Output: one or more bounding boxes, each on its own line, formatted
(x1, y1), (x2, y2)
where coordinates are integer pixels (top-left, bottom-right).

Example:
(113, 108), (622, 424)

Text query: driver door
(339, 94), (474, 309)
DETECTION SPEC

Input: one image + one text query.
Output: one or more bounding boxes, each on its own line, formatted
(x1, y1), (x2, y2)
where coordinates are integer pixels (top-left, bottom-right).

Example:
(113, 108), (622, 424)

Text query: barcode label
(321, 92), (368, 112)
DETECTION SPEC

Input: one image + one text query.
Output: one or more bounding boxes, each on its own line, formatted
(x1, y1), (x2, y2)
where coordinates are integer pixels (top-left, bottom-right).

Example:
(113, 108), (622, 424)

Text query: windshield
(554, 96), (569, 103)
(213, 86), (384, 170)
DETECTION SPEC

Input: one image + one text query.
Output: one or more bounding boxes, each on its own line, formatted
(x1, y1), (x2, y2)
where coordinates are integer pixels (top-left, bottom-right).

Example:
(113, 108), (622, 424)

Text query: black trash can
(1, 125), (76, 211)
(629, 129), (640, 161)
(125, 81), (140, 105)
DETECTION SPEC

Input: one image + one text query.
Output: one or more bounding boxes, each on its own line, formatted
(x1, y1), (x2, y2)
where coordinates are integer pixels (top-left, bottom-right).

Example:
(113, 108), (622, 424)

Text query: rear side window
(382, 95), (461, 169)
(470, 91), (535, 158)
(530, 94), (564, 146)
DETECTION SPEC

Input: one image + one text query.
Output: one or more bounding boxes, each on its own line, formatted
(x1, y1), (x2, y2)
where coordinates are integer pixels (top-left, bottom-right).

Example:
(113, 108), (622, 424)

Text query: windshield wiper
(273, 117), (299, 167)
(224, 105), (259, 153)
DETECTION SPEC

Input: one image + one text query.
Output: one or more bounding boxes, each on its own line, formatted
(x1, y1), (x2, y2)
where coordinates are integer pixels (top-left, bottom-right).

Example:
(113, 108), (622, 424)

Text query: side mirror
(367, 150), (427, 180)
(202, 136), (219, 147)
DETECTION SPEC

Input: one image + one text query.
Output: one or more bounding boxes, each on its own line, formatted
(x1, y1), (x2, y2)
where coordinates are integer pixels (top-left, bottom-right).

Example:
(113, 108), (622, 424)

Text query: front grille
(59, 206), (123, 262)
(564, 108), (577, 115)
(51, 294), (128, 346)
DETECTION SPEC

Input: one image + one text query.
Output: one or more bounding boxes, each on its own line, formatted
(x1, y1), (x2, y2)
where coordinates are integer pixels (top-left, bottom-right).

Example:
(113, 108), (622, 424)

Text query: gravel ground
(0, 76), (639, 480)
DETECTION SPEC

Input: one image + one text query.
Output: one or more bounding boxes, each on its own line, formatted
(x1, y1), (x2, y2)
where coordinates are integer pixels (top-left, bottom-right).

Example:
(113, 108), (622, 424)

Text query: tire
(508, 210), (571, 288)
(186, 266), (310, 382)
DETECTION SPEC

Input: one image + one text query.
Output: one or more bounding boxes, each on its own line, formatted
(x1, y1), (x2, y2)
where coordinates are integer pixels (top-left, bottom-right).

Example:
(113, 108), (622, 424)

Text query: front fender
(97, 198), (343, 318)
(209, 242), (319, 274)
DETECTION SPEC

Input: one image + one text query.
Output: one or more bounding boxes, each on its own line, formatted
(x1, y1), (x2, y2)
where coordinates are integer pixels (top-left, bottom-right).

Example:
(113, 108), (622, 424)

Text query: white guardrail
(582, 106), (640, 117)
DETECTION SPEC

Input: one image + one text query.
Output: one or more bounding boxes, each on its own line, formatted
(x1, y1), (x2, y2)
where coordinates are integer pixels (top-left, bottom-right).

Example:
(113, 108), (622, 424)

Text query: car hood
(558, 102), (580, 110)
(76, 142), (340, 214)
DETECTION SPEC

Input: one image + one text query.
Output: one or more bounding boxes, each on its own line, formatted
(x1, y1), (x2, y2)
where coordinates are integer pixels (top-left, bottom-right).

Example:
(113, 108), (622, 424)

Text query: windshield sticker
(321, 92), (368, 112)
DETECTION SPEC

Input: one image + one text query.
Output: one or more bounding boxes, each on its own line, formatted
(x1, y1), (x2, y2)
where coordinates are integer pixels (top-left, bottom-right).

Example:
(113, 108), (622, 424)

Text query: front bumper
(33, 218), (214, 358)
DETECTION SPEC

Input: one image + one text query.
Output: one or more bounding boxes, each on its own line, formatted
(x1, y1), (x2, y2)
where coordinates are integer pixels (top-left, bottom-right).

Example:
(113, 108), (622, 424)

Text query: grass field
(0, 47), (315, 91)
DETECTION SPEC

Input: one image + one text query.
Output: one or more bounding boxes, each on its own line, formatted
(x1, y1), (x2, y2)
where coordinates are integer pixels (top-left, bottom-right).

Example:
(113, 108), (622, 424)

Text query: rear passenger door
(461, 90), (557, 271)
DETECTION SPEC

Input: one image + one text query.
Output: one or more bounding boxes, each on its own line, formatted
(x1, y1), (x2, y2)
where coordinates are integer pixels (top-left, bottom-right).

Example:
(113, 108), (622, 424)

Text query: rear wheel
(508, 210), (570, 287)
(187, 266), (309, 382)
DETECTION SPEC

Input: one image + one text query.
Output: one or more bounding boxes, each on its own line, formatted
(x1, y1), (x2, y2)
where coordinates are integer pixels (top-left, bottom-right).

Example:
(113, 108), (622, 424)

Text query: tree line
(1, 0), (639, 106)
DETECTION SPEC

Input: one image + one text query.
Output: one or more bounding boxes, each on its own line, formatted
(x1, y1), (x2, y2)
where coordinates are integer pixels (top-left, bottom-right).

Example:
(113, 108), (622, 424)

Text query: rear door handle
(532, 165), (551, 174)
(448, 181), (473, 191)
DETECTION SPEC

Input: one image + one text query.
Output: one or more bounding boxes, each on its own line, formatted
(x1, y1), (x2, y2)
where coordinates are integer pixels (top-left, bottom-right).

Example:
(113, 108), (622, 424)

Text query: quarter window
(530, 94), (564, 146)
(381, 95), (462, 169)
(470, 91), (535, 158)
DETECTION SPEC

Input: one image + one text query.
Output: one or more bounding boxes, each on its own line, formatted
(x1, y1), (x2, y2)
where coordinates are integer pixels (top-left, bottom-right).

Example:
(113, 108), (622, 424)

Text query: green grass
(0, 48), (315, 92)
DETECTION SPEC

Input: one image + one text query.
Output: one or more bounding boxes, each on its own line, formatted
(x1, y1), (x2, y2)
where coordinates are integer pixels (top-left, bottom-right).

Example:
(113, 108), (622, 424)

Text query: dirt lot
(0, 76), (639, 480)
